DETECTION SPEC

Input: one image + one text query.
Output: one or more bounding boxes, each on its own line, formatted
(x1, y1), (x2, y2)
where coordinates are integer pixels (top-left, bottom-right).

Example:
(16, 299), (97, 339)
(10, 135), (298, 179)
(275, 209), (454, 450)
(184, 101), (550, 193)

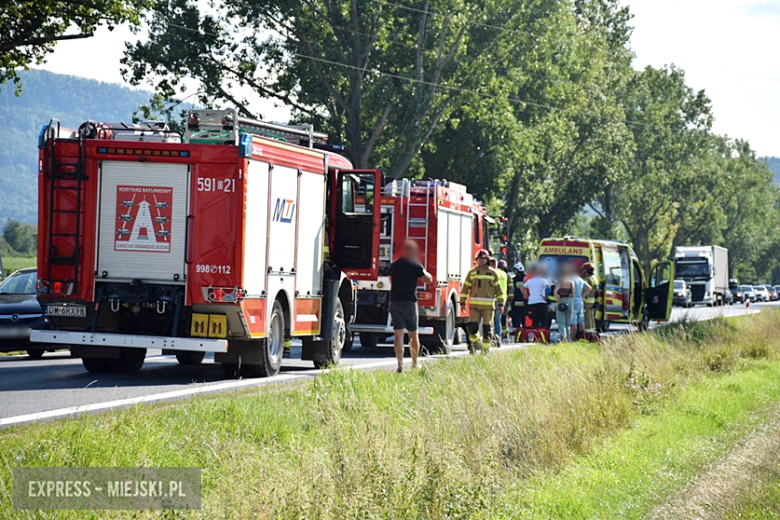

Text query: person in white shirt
(522, 264), (551, 328)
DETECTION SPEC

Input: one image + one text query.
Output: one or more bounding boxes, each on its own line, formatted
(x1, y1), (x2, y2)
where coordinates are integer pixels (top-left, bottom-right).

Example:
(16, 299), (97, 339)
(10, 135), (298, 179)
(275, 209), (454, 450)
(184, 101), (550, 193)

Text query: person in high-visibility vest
(461, 249), (506, 354)
(488, 257), (509, 342)
(497, 259), (510, 338)
(510, 263), (527, 333)
(582, 262), (599, 332)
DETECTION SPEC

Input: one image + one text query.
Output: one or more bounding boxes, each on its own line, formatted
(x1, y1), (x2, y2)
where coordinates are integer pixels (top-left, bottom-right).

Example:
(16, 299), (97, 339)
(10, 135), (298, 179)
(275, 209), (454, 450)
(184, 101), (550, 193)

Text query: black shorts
(389, 301), (419, 332)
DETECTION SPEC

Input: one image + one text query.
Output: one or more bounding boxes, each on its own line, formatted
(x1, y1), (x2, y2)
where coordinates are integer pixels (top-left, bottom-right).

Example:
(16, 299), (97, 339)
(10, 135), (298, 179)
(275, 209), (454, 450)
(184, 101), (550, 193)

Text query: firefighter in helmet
(460, 249), (506, 354)
(510, 262), (527, 333)
(582, 262), (598, 332)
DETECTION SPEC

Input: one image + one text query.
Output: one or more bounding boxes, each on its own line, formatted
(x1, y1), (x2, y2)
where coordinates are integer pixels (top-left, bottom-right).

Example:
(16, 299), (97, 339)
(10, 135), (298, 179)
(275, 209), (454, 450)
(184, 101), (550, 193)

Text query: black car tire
(108, 348), (146, 373)
(82, 357), (111, 373)
(176, 351), (205, 365)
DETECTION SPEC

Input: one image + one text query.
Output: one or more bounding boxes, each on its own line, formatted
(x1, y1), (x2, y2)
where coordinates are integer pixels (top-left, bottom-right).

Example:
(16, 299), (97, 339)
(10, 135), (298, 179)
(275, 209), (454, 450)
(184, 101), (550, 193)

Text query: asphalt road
(0, 301), (772, 428)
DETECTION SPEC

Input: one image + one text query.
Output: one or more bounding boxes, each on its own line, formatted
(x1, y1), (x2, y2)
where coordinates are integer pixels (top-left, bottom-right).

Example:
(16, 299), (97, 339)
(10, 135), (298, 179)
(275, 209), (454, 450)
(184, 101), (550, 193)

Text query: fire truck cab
(537, 237), (675, 330)
(32, 110), (381, 377)
(350, 179), (495, 353)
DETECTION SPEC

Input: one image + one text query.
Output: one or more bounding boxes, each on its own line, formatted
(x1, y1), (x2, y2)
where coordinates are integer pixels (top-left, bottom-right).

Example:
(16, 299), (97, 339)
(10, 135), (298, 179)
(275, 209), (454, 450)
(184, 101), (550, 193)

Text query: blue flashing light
(239, 133), (253, 158)
(37, 125), (47, 149)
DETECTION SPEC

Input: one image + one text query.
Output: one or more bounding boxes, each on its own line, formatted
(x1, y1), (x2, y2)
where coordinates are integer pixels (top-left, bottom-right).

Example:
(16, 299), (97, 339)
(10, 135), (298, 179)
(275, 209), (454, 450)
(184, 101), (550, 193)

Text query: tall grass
(2, 311), (780, 519)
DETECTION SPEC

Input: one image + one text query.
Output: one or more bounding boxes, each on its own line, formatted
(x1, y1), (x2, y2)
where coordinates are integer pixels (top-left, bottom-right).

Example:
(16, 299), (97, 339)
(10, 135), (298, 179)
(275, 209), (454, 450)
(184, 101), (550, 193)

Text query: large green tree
(123, 0), (569, 177)
(606, 65), (713, 271)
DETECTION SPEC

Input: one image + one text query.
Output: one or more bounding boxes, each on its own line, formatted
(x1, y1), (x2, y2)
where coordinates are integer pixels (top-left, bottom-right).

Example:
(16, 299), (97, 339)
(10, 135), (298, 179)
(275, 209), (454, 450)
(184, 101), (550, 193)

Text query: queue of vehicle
(4, 110), (773, 372)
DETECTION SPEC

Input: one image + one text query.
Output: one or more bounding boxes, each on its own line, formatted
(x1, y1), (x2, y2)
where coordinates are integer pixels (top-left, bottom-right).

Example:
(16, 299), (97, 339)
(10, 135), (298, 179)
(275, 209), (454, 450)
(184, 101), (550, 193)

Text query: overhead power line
(368, 0), (576, 45)
(163, 18), (652, 128)
(160, 17), (780, 128)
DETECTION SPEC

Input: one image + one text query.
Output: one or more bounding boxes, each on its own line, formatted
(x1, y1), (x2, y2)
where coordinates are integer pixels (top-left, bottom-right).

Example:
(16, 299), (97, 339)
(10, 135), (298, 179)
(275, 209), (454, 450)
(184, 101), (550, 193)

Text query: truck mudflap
(30, 330), (228, 352)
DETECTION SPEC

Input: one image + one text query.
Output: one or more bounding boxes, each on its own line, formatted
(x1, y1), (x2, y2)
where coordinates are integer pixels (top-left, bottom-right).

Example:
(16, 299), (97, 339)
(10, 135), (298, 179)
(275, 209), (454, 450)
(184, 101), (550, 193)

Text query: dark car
(0, 268), (50, 358)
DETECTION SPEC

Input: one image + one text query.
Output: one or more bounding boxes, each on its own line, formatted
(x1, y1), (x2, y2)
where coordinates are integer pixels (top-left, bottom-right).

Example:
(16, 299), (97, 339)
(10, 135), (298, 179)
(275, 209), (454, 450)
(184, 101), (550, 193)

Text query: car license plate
(46, 305), (87, 318)
(0, 327), (30, 338)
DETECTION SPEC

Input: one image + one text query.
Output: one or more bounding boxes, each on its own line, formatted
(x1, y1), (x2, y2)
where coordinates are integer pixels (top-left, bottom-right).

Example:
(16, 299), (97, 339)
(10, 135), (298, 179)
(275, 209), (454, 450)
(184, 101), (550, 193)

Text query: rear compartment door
(330, 169), (382, 280)
(646, 260), (675, 321)
(97, 161), (190, 282)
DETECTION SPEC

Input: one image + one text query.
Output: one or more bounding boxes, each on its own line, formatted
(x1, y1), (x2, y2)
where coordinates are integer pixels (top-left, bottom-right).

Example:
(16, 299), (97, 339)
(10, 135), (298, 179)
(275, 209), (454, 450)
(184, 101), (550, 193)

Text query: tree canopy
(4, 0), (779, 282)
(1, 0), (150, 91)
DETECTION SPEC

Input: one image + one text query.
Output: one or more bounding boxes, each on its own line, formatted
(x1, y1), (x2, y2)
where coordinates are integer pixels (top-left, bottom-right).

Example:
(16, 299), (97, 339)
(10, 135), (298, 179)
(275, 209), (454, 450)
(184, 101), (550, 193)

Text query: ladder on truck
(43, 121), (87, 293)
(405, 180), (438, 290)
(185, 109), (328, 148)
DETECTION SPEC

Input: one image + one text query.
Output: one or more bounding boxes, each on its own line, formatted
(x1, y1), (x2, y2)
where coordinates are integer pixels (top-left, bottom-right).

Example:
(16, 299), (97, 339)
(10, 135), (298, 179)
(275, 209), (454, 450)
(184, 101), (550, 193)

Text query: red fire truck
(349, 179), (496, 353)
(31, 109), (382, 377)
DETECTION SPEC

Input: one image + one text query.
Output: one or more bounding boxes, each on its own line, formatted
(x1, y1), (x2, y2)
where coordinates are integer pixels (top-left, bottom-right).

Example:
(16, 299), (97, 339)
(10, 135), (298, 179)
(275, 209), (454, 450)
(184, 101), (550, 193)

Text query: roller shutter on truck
(97, 161), (190, 282)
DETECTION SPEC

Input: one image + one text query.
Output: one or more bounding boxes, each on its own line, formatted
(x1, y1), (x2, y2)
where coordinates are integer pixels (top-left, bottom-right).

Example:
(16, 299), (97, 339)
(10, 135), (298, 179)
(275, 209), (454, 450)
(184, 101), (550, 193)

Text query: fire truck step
(53, 174), (89, 180)
(53, 209), (79, 214)
(52, 257), (79, 265)
(52, 233), (78, 237)
(52, 186), (81, 191)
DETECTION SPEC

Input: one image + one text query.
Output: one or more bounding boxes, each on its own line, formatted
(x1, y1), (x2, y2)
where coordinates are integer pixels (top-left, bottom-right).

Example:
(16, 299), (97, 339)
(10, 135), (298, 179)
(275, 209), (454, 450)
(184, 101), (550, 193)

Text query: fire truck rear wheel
(313, 300), (346, 369)
(176, 351), (206, 365)
(424, 301), (455, 355)
(240, 299), (287, 377)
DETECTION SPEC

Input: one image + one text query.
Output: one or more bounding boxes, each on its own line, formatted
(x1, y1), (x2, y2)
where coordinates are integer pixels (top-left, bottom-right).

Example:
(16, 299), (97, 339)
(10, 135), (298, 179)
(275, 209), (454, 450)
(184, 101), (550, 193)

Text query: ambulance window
(340, 173), (375, 214)
(650, 263), (672, 288)
(603, 250), (622, 288)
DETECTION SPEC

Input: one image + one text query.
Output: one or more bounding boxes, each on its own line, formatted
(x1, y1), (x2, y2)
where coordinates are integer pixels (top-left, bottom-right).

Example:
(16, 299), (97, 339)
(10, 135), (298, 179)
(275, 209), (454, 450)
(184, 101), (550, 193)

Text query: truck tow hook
(156, 300), (168, 314)
(109, 299), (121, 313)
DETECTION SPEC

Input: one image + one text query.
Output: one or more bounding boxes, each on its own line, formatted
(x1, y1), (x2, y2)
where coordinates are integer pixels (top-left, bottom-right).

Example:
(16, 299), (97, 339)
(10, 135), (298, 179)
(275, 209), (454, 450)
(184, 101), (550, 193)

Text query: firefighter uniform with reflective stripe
(511, 274), (527, 331)
(460, 265), (506, 352)
(583, 274), (599, 331)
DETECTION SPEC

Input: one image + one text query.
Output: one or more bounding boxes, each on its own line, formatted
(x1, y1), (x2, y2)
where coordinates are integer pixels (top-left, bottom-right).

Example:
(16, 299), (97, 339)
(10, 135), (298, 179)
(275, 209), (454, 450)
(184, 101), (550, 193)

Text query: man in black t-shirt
(388, 240), (433, 372)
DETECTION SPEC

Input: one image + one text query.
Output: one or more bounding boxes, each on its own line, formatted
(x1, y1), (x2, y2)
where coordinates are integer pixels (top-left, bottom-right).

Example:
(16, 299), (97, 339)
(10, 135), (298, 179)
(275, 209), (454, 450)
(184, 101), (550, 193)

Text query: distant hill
(763, 157), (780, 185)
(0, 70), (151, 223)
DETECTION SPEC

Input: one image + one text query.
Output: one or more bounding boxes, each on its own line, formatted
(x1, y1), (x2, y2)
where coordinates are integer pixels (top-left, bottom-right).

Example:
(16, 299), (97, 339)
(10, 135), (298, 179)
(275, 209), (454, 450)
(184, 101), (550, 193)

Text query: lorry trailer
(673, 245), (729, 306)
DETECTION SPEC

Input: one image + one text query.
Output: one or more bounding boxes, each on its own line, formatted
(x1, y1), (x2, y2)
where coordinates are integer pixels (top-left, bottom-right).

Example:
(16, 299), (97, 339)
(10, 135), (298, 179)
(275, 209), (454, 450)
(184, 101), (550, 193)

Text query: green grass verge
(2, 255), (36, 275)
(1, 312), (780, 518)
(501, 359), (780, 519)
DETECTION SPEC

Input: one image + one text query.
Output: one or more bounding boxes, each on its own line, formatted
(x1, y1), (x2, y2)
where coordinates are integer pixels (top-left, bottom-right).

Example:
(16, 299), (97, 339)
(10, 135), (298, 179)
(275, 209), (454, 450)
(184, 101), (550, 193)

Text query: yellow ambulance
(536, 237), (674, 331)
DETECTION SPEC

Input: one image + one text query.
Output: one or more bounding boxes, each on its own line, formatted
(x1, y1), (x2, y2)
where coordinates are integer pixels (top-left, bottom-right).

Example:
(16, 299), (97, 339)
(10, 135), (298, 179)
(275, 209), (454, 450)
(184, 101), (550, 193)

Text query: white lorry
(673, 246), (729, 306)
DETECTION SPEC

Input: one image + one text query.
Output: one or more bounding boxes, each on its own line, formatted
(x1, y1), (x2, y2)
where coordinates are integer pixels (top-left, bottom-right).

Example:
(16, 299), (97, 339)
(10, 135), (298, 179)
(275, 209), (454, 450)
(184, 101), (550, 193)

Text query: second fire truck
(349, 179), (497, 353)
